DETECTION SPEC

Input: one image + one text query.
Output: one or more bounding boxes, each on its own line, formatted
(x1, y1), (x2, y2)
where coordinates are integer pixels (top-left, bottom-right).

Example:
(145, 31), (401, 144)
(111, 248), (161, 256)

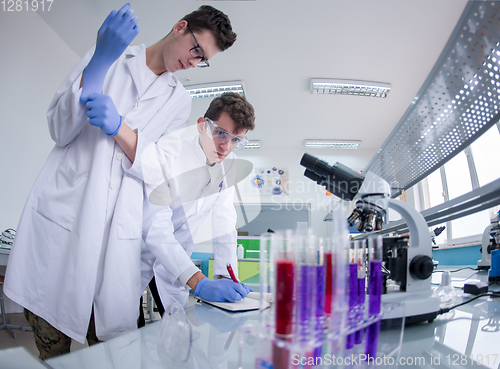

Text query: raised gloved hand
(80, 3), (139, 104)
(194, 278), (249, 302)
(85, 93), (122, 136)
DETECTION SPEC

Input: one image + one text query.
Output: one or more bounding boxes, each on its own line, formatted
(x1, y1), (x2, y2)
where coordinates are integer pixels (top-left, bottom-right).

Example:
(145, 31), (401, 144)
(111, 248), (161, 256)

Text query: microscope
(477, 210), (500, 270)
(300, 153), (441, 324)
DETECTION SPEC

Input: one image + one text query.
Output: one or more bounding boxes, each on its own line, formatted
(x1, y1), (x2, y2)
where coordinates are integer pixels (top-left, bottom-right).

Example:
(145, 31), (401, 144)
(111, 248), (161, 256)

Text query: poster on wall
(249, 167), (289, 196)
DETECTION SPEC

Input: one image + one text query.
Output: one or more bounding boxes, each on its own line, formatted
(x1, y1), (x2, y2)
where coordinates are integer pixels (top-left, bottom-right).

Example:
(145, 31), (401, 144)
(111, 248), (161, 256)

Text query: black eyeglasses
(187, 25), (210, 68)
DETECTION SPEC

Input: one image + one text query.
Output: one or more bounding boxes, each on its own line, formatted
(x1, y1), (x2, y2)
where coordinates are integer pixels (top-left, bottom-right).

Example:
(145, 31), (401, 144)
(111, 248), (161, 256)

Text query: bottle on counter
(237, 244), (245, 259)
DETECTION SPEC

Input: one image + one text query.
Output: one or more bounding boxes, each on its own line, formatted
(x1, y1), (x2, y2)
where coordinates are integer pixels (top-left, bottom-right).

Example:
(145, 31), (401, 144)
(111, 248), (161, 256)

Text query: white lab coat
(140, 136), (239, 309)
(4, 44), (191, 342)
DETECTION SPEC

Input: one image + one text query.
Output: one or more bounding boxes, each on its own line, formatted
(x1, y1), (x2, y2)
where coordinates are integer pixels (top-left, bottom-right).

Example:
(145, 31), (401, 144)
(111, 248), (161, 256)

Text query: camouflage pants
(24, 308), (101, 360)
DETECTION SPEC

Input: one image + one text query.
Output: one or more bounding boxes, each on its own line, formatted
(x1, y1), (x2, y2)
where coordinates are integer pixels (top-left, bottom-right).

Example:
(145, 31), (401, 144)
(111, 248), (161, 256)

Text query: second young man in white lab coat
(140, 92), (255, 312)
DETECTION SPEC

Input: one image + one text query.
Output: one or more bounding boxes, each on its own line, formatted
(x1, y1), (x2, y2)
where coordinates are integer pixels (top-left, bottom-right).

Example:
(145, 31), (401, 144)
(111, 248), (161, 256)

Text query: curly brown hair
(205, 92), (255, 133)
(180, 5), (237, 52)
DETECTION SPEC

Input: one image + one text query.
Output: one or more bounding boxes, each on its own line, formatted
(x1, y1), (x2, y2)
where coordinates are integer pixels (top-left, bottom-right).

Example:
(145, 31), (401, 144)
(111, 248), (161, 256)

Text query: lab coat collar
(125, 45), (177, 101)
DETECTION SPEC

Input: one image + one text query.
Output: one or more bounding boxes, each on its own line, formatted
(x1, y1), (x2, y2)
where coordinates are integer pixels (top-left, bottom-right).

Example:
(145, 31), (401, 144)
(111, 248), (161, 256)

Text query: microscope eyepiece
(304, 169), (320, 182)
(300, 153), (364, 201)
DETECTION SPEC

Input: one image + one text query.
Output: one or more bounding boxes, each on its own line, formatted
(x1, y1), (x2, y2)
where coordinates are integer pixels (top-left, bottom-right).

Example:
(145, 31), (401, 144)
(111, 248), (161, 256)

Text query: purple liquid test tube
(297, 230), (316, 345)
(313, 238), (326, 359)
(355, 240), (366, 345)
(346, 262), (358, 349)
(299, 264), (314, 342)
(365, 236), (383, 359)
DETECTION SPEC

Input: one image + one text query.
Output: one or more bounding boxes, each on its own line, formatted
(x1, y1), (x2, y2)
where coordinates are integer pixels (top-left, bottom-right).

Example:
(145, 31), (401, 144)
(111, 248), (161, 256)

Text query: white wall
(0, 11), (79, 312)
(0, 11), (79, 231)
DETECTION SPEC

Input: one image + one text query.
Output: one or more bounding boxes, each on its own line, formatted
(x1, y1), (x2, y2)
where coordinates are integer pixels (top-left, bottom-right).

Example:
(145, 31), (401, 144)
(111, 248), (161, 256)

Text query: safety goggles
(205, 118), (248, 150)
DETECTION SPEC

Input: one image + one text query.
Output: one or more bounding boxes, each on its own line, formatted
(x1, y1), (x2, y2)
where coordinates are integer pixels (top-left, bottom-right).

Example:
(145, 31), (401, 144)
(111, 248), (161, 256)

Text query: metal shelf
(364, 1), (500, 197)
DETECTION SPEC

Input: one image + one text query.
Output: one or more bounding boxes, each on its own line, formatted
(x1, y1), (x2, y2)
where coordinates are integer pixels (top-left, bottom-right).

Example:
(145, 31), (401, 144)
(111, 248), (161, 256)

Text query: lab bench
(0, 266), (495, 369)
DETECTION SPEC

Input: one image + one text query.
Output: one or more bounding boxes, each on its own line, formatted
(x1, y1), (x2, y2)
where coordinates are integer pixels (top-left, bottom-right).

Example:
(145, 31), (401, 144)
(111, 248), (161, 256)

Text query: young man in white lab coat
(140, 92), (255, 315)
(4, 4), (237, 360)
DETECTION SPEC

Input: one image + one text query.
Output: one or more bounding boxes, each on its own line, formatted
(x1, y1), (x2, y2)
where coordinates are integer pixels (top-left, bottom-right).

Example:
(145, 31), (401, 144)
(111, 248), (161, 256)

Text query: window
(424, 169), (445, 209)
(443, 151), (472, 200)
(451, 211), (489, 241)
(416, 124), (499, 246)
(470, 124), (500, 187)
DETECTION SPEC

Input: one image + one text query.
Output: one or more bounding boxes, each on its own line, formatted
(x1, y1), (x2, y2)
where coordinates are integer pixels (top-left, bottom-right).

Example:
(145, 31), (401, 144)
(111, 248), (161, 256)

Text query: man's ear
(173, 20), (188, 35)
(197, 117), (205, 134)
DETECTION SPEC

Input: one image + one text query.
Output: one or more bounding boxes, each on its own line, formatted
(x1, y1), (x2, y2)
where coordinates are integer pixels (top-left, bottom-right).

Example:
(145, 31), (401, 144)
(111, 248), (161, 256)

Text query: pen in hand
(226, 263), (239, 283)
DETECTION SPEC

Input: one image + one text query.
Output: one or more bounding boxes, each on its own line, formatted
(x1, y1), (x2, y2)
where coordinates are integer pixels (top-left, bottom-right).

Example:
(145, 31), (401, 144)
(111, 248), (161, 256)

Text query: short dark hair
(181, 5), (236, 51)
(205, 92), (255, 133)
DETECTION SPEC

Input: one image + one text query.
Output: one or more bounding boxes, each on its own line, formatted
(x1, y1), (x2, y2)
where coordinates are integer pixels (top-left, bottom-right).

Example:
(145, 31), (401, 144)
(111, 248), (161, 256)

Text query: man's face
(164, 21), (221, 73)
(197, 111), (247, 165)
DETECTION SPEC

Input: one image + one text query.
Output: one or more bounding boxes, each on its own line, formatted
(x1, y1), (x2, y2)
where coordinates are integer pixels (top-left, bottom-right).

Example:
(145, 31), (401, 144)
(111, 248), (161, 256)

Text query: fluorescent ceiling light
(243, 140), (261, 149)
(185, 81), (245, 99)
(309, 78), (391, 98)
(304, 140), (361, 149)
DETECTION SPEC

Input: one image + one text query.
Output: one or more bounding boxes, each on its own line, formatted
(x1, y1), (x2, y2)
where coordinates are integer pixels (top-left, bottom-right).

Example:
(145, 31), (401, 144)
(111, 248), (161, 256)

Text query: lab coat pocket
(116, 175), (143, 240)
(34, 160), (89, 231)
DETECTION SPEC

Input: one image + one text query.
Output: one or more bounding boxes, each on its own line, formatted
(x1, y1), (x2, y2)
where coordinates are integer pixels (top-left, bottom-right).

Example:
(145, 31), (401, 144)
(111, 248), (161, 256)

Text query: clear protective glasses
(205, 118), (248, 150)
(187, 25), (210, 68)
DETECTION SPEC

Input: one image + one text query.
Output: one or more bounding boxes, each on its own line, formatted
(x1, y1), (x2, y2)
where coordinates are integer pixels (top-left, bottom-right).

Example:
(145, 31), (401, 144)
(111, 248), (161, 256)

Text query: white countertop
(0, 347), (50, 368)
(4, 266), (498, 369)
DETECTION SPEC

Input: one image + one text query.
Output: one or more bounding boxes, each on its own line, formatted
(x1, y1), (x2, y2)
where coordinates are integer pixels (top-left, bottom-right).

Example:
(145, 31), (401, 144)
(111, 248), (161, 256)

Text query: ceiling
(37, 0), (469, 169)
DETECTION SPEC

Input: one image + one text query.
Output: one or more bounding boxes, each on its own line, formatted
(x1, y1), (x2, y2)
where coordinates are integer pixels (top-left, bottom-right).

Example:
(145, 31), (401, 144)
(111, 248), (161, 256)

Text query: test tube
(295, 229), (316, 346)
(365, 235), (383, 358)
(324, 238), (333, 320)
(271, 230), (295, 369)
(326, 203), (349, 357)
(346, 241), (359, 349)
(272, 230), (295, 338)
(313, 237), (326, 359)
(354, 240), (366, 344)
(259, 232), (272, 330)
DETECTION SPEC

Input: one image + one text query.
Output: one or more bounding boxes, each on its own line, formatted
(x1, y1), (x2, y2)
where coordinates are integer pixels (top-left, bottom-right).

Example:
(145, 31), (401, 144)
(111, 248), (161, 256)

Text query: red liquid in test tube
(275, 259), (294, 336)
(324, 252), (333, 315)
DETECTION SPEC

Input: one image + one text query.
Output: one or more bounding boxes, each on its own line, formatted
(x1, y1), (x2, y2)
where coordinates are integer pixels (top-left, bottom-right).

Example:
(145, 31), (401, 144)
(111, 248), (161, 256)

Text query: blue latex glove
(85, 93), (122, 136)
(240, 282), (254, 294)
(194, 278), (249, 302)
(81, 3), (139, 104)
